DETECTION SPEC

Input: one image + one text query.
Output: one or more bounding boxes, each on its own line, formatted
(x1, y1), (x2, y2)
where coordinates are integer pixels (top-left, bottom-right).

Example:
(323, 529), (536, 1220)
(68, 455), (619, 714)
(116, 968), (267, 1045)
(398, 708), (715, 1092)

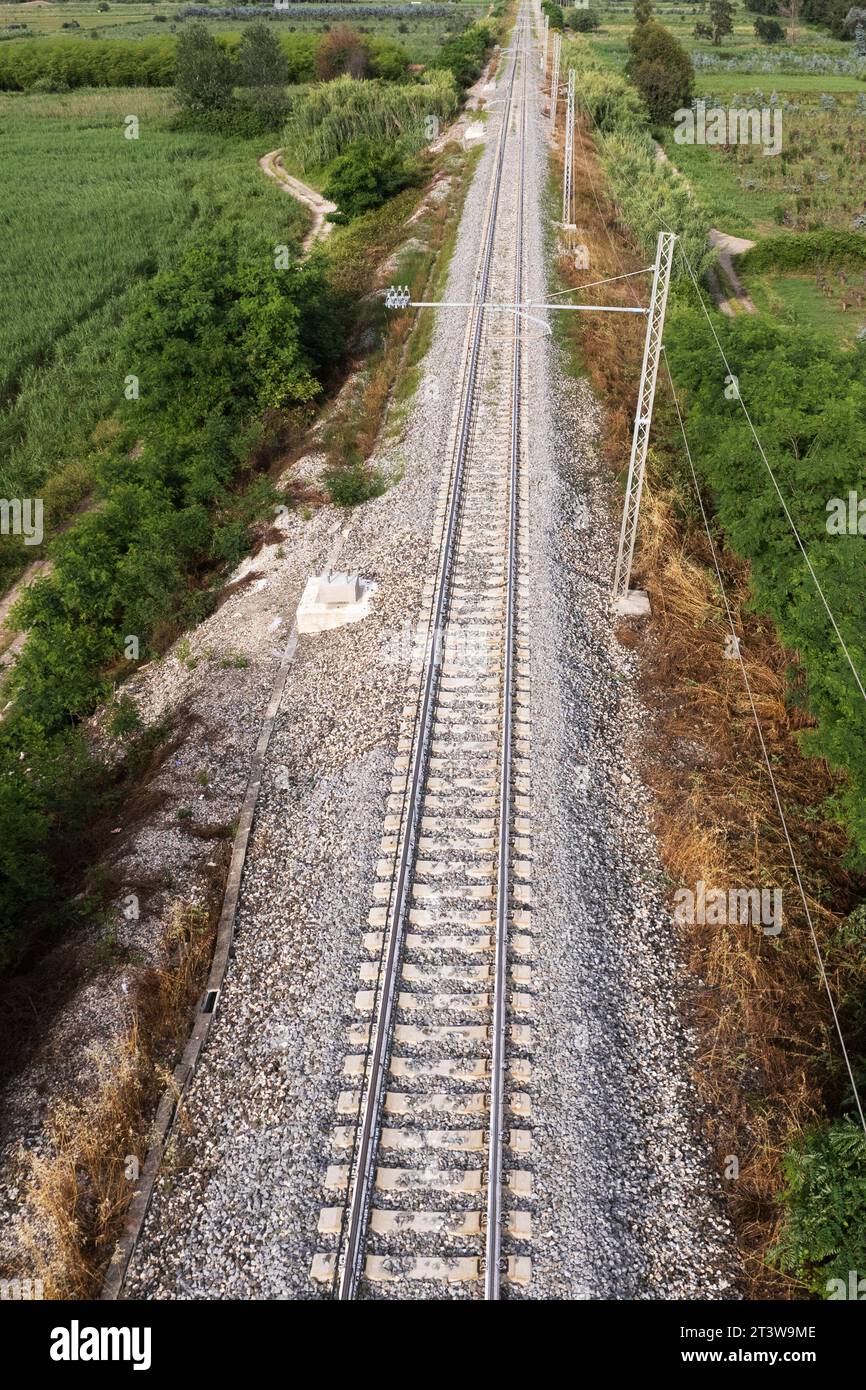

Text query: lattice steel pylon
(542, 14), (549, 72)
(562, 67), (575, 226)
(612, 231), (677, 611)
(549, 31), (561, 132)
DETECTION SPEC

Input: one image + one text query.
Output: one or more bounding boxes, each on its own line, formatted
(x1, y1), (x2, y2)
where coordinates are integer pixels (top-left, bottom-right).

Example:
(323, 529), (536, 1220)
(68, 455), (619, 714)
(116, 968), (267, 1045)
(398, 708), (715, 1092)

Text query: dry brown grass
(20, 899), (220, 1299)
(558, 116), (866, 1297)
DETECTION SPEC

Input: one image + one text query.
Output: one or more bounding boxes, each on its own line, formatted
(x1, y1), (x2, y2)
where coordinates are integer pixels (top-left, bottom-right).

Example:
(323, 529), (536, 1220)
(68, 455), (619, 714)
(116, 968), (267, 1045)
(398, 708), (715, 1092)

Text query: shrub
(235, 18), (288, 86)
(316, 22), (368, 79)
(772, 1118), (866, 1296)
(0, 37), (177, 90)
(566, 8), (601, 32)
(579, 63), (648, 132)
(432, 19), (494, 91)
(175, 21), (233, 112)
(755, 14), (786, 39)
(325, 462), (385, 506)
(739, 229), (866, 271)
(626, 20), (694, 124)
(324, 136), (423, 220)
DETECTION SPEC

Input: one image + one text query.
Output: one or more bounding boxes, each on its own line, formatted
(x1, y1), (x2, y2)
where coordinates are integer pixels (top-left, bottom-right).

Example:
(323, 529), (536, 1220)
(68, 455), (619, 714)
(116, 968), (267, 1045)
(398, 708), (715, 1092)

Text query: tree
(235, 20), (288, 88)
(745, 0), (780, 12)
(755, 13), (786, 35)
(174, 22), (233, 113)
(566, 8), (601, 31)
(634, 0), (654, 21)
(316, 24), (368, 81)
(323, 138), (423, 221)
(626, 20), (694, 124)
(709, 0), (735, 42)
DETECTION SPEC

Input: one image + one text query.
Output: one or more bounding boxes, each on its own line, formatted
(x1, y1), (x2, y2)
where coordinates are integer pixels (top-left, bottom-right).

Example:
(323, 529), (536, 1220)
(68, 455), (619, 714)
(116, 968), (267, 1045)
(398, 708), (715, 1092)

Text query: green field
(0, 1), (485, 60)
(0, 86), (307, 547)
(744, 266), (866, 341)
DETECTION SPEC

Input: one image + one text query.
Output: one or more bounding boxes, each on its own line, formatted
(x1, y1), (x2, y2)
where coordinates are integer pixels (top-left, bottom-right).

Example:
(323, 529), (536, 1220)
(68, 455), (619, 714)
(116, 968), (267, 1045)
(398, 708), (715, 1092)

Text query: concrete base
(463, 121), (486, 146)
(613, 589), (651, 618)
(296, 576), (375, 635)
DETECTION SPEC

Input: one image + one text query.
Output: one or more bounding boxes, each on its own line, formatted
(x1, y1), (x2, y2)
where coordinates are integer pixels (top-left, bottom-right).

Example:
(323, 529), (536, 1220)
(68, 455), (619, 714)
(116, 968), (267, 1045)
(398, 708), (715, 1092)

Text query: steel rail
(484, 11), (526, 1303)
(335, 14), (527, 1301)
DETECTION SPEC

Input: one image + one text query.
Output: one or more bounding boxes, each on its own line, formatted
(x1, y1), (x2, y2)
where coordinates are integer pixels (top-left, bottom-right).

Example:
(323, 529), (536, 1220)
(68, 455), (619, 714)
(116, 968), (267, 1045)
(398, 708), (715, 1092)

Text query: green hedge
(0, 38), (178, 90)
(431, 19), (495, 92)
(740, 230), (866, 273)
(0, 32), (407, 91)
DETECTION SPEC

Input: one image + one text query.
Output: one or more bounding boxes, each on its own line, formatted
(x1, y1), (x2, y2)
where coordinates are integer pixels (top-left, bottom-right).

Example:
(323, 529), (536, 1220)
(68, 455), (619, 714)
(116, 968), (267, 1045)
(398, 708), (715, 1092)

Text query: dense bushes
(739, 229), (866, 273)
(626, 19), (694, 124)
(574, 61), (649, 132)
(666, 311), (866, 861)
(324, 136), (423, 220)
(566, 8), (601, 32)
(283, 70), (458, 169)
(8, 235), (344, 733)
(540, 1), (565, 31)
(772, 1117), (866, 1295)
(432, 19), (496, 92)
(0, 38), (177, 90)
(0, 27), (408, 92)
(755, 14), (786, 39)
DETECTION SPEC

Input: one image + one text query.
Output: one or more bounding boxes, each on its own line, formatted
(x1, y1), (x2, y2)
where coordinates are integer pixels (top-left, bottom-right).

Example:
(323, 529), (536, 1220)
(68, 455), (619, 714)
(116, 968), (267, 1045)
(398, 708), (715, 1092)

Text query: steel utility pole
(562, 68), (575, 227)
(612, 231), (676, 615)
(549, 31), (561, 133)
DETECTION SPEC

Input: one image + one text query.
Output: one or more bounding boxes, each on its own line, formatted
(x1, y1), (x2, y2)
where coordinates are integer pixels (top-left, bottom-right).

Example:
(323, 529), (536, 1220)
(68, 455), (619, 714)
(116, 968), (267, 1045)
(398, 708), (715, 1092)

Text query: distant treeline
(180, 3), (464, 16)
(0, 31), (410, 89)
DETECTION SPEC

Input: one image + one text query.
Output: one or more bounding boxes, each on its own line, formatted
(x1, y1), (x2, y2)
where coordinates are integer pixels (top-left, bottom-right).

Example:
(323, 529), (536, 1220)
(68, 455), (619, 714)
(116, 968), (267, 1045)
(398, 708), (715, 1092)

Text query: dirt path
(259, 151), (337, 255)
(653, 142), (757, 314)
(708, 227), (757, 315)
(0, 557), (51, 691)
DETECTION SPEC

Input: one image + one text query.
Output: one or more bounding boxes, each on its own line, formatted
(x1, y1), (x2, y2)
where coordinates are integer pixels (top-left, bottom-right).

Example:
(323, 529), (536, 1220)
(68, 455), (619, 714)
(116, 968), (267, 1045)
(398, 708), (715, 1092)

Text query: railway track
(310, 6), (535, 1300)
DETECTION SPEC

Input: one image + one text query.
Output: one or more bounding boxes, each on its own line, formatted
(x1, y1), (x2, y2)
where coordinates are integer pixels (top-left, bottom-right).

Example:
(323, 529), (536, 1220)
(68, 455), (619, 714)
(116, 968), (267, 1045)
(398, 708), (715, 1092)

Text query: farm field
(0, 0), (485, 59)
(0, 85), (307, 588)
(659, 103), (866, 238)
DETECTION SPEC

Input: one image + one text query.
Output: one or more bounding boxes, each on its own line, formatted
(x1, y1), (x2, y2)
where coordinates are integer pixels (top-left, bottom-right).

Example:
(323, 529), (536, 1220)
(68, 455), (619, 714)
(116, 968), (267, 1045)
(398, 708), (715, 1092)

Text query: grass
(0, 85), (307, 592)
(21, 899), (221, 1297)
(744, 267), (866, 343)
(695, 71), (866, 95)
